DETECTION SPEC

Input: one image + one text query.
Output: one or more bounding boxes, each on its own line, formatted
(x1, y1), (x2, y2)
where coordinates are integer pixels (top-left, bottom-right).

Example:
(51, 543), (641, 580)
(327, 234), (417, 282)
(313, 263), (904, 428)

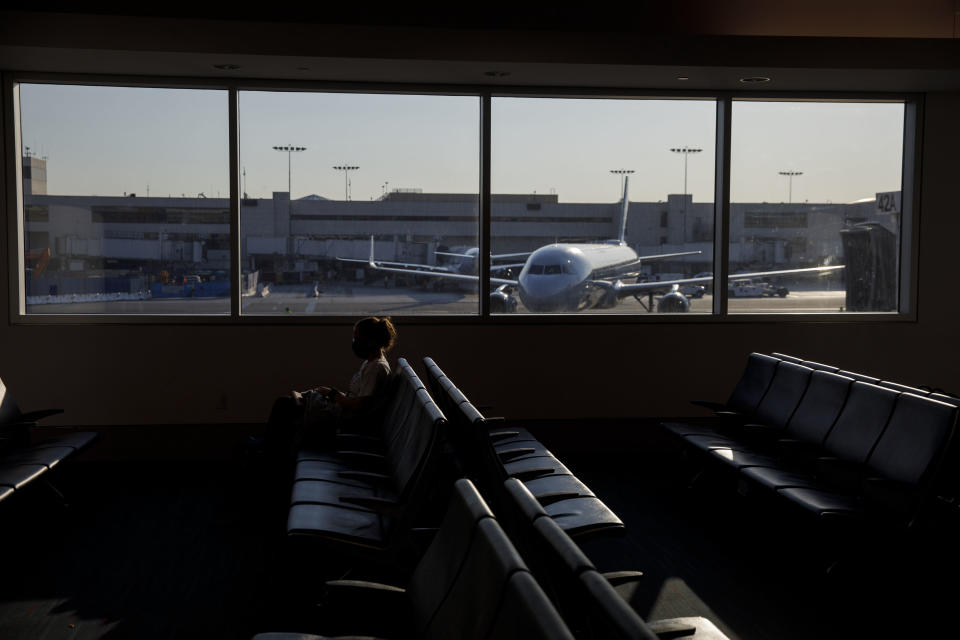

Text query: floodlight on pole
(609, 169), (634, 197)
(333, 165), (360, 201)
(670, 147), (702, 244)
(669, 147), (702, 211)
(779, 170), (803, 204)
(272, 145), (306, 198)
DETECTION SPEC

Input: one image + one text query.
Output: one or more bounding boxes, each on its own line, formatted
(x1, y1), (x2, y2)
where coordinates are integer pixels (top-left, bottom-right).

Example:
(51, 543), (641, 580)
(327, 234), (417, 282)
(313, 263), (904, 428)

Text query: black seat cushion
(0, 463), (48, 490)
(783, 371), (854, 445)
(822, 383), (898, 464)
(287, 502), (387, 547)
(776, 486), (862, 518)
(867, 393), (957, 486)
(740, 466), (822, 492)
(750, 362), (813, 430)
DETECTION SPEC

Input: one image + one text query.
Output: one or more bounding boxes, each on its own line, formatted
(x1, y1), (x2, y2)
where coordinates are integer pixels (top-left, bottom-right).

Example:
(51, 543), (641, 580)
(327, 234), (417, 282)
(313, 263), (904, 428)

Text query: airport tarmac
(25, 284), (850, 316)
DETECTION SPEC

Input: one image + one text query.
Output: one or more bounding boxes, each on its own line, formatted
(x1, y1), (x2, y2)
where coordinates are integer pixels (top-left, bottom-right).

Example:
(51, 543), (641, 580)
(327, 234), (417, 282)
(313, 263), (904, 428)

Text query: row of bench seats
(501, 478), (729, 640)
(0, 377), (98, 504)
(265, 358), (728, 638)
(286, 358), (454, 569)
(663, 352), (958, 531)
(423, 357), (625, 540)
(258, 478), (575, 639)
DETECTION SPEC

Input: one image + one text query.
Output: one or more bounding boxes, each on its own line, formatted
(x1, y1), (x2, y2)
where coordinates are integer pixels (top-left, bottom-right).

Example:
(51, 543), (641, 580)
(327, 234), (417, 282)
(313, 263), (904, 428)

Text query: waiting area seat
(286, 359), (455, 568)
(256, 478), (574, 640)
(422, 357), (624, 540)
(0, 376), (98, 504)
(662, 352), (960, 561)
(500, 478), (729, 640)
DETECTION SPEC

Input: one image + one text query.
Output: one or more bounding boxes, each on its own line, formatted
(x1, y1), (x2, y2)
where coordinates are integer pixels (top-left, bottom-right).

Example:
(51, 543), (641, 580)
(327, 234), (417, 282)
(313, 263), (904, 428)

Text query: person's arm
(332, 392), (363, 411)
(335, 361), (388, 411)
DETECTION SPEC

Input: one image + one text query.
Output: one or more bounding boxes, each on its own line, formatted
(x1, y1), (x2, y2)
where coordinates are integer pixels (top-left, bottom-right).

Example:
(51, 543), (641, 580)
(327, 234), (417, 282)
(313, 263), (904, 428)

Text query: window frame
(2, 71), (921, 325)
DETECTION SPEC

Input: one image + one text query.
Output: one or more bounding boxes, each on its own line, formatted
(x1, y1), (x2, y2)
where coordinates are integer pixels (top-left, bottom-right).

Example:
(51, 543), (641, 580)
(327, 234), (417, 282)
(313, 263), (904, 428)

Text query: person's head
(352, 316), (397, 360)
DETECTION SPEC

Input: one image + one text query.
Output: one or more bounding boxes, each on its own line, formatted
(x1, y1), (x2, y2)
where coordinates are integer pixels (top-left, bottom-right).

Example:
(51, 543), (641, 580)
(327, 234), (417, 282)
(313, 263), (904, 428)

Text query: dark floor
(1, 445), (958, 639)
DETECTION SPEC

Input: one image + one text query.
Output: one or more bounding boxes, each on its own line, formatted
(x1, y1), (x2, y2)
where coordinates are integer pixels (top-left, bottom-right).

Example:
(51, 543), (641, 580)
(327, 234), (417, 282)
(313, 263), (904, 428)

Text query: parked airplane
(343, 177), (843, 312)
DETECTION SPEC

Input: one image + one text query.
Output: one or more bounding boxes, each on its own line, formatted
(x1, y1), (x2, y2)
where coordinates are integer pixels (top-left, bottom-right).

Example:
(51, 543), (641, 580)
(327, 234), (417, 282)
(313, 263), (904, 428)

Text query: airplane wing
(492, 251), (534, 260)
(608, 265), (846, 296)
(337, 256), (455, 273)
(364, 263), (518, 286)
(635, 250), (703, 262)
(434, 250), (533, 261)
(339, 237), (518, 286)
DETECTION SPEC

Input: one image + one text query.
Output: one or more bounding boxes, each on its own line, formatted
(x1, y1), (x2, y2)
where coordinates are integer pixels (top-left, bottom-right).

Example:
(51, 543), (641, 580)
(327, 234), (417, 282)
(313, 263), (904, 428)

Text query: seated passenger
(264, 316), (397, 459)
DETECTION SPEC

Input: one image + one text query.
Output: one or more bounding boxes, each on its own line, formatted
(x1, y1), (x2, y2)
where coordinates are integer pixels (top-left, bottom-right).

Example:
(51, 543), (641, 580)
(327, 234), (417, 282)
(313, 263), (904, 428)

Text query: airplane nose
(518, 277), (579, 312)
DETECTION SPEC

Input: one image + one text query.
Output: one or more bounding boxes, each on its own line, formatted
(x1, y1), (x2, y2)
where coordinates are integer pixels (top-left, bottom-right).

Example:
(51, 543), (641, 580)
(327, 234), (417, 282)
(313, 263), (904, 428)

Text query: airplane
(341, 176), (843, 313)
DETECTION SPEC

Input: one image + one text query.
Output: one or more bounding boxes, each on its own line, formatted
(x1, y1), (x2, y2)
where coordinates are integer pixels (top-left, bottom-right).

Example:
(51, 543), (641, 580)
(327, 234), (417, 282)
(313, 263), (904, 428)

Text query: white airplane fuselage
(517, 242), (639, 312)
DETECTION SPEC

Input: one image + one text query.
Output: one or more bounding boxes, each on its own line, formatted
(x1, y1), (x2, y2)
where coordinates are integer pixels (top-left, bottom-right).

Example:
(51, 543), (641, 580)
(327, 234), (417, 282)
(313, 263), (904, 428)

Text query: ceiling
(2, 6), (959, 92)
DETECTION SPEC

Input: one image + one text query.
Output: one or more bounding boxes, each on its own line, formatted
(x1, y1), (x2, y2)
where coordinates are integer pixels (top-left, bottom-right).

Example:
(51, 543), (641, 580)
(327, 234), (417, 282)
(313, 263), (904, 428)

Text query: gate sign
(875, 191), (901, 216)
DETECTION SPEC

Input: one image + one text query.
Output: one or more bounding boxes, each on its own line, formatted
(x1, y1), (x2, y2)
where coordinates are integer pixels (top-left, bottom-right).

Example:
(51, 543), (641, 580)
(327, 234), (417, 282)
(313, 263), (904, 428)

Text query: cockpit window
(544, 264), (563, 275)
(528, 264), (545, 274)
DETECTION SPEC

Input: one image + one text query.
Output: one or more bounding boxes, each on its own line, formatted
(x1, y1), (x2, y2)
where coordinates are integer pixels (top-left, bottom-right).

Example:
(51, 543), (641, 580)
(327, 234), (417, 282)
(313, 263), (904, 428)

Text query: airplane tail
(618, 175), (630, 244)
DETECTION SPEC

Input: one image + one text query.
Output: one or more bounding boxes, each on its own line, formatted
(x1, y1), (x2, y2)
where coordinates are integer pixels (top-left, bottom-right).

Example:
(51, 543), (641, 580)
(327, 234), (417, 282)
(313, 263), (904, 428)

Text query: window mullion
(714, 97), (732, 316)
(480, 92), (491, 318)
(228, 88), (241, 318)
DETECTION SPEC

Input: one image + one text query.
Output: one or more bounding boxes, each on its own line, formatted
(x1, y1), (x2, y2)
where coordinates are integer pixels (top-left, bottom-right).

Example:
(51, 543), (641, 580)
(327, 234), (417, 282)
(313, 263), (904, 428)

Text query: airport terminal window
(237, 91), (480, 316)
(16, 84), (230, 315)
(11, 81), (915, 321)
(490, 97), (716, 314)
(729, 100), (905, 313)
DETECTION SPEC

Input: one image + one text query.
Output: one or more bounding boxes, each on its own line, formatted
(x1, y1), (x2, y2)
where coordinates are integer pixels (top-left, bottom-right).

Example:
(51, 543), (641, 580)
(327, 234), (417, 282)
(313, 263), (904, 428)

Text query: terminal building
(21, 156), (896, 296)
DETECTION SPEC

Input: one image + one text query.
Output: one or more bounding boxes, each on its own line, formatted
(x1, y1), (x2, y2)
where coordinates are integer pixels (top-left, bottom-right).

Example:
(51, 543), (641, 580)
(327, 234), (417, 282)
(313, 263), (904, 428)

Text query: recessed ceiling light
(484, 70), (511, 78)
(676, 76), (690, 81)
(739, 76), (771, 83)
(213, 64), (241, 71)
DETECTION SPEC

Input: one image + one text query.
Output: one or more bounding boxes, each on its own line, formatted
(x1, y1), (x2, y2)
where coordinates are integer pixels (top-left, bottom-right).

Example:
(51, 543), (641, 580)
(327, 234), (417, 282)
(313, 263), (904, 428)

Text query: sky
(18, 84), (904, 205)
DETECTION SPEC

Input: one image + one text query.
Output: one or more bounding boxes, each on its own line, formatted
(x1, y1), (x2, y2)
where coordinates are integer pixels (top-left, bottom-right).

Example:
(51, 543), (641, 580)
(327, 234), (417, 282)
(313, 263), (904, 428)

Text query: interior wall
(1, 97), (958, 428)
(1, 15), (957, 454)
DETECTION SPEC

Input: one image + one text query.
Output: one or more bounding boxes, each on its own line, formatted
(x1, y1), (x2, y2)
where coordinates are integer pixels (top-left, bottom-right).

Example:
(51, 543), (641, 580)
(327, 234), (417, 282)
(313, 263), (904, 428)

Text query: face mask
(352, 338), (369, 359)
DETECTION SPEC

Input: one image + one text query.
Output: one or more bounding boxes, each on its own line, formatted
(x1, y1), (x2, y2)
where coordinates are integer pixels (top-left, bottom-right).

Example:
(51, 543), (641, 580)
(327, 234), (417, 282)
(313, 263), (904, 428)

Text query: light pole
(779, 170), (803, 204)
(272, 145), (306, 198)
(670, 147), (702, 244)
(333, 165), (360, 201)
(609, 169), (634, 197)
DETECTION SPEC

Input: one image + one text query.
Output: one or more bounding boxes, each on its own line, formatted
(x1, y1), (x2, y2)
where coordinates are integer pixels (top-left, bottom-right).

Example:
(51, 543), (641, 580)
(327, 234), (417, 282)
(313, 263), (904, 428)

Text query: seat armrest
(776, 438), (822, 460)
(536, 491), (583, 506)
(602, 570), (645, 586)
(740, 423), (780, 437)
(338, 495), (403, 515)
(816, 456), (863, 471)
(647, 618), (699, 638)
(509, 467), (556, 481)
(15, 408), (64, 423)
(333, 433), (384, 449)
(335, 450), (386, 461)
(331, 450), (388, 471)
(337, 470), (392, 482)
(322, 580), (409, 634)
(690, 400), (727, 411)
(488, 430), (520, 442)
(497, 447), (537, 462)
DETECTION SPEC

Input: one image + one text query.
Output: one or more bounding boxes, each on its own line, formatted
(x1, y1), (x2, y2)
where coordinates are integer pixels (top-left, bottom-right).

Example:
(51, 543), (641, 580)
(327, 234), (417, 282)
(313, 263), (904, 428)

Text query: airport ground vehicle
(728, 278), (788, 298)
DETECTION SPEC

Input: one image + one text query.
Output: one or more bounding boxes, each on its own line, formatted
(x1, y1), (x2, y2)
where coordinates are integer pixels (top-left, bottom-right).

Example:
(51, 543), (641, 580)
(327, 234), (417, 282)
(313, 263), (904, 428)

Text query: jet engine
(656, 287), (691, 313)
(490, 284), (517, 312)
